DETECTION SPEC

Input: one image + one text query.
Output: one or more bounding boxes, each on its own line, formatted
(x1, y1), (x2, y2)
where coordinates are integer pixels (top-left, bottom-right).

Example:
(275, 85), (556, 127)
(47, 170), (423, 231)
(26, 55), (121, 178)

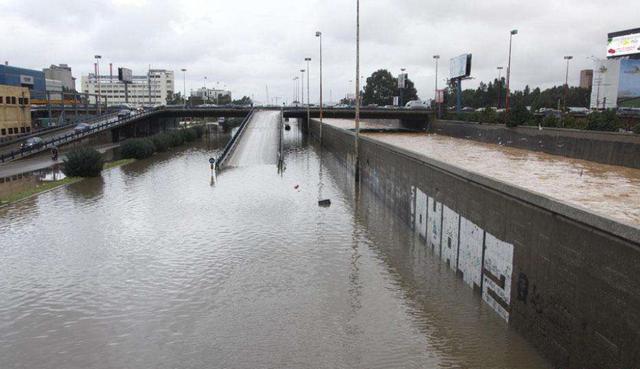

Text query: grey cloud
(1, 0), (638, 103)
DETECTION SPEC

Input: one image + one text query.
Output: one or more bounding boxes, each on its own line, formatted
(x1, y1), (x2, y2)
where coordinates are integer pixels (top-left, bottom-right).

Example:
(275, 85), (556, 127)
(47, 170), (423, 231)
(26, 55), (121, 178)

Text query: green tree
(362, 69), (397, 106)
(362, 69), (419, 106)
(232, 96), (253, 106)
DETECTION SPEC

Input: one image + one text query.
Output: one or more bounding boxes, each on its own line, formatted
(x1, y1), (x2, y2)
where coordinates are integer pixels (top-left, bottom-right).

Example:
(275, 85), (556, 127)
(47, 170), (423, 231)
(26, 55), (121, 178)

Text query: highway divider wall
(309, 118), (640, 369)
(431, 120), (640, 169)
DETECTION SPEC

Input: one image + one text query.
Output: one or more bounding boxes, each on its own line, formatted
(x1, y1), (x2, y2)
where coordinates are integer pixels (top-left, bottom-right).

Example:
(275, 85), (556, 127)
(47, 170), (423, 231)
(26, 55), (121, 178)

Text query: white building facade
(81, 69), (174, 107)
(190, 87), (231, 102)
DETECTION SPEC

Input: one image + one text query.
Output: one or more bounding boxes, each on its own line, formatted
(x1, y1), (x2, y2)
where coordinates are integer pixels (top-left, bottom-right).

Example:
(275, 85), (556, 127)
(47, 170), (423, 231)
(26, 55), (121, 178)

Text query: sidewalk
(0, 143), (120, 178)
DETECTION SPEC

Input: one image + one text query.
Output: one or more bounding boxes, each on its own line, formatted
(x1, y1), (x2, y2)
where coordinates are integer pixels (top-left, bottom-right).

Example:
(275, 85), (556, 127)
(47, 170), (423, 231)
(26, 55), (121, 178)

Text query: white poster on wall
(427, 197), (443, 255)
(441, 205), (460, 271)
(458, 217), (484, 289)
(482, 233), (515, 322)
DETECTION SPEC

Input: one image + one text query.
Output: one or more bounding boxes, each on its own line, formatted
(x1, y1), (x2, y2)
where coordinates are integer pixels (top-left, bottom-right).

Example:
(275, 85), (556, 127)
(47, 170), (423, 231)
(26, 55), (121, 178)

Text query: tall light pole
(497, 66), (504, 109)
(505, 29), (517, 119)
(181, 68), (187, 107)
(300, 69), (305, 106)
(354, 0), (360, 181)
(305, 57), (311, 128)
(433, 55), (440, 116)
(315, 31), (323, 141)
(563, 55), (573, 112)
(94, 55), (102, 114)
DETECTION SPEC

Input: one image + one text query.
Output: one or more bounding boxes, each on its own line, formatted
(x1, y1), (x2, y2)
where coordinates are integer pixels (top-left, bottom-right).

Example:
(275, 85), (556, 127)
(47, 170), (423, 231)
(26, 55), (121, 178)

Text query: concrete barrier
(310, 118), (640, 369)
(431, 120), (640, 169)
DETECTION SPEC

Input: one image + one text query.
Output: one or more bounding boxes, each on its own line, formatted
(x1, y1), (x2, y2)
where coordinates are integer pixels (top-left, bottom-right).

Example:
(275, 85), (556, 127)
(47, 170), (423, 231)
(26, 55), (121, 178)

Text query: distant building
(80, 69), (174, 107)
(580, 69), (593, 89)
(0, 85), (32, 138)
(43, 64), (75, 91)
(0, 64), (46, 100)
(45, 79), (63, 100)
(190, 87), (231, 102)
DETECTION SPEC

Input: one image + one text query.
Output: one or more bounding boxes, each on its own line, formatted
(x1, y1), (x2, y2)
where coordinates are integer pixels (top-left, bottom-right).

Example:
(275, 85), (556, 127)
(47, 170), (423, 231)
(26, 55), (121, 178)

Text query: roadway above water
(0, 118), (548, 369)
(323, 119), (640, 228)
(225, 111), (280, 167)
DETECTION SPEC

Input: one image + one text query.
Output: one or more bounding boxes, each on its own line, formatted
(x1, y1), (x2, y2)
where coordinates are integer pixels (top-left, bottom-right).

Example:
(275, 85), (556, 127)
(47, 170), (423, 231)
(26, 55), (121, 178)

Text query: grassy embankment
(0, 158), (136, 207)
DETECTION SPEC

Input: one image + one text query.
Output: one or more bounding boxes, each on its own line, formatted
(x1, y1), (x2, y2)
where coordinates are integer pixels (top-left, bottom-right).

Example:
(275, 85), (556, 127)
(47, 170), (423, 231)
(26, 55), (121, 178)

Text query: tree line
(443, 78), (591, 110)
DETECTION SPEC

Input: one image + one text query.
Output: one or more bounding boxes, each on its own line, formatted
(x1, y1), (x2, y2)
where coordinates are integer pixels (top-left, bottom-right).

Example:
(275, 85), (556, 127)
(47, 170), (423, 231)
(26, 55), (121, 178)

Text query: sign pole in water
(209, 157), (216, 176)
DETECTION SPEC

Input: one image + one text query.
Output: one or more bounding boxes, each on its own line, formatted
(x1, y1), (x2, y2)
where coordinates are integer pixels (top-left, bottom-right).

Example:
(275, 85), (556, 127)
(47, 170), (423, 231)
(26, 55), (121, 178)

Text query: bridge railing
(216, 109), (255, 170)
(0, 112), (120, 148)
(0, 109), (160, 164)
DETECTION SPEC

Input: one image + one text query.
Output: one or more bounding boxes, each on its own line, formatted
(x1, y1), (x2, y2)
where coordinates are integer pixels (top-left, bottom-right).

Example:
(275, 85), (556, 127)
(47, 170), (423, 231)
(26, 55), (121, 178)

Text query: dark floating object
(318, 199), (331, 207)
(285, 124), (291, 131)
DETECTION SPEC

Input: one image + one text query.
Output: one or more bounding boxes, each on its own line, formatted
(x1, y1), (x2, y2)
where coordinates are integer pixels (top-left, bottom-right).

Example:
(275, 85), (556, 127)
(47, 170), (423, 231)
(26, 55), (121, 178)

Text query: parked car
(117, 109), (132, 119)
(405, 100), (429, 110)
(74, 123), (91, 134)
(568, 107), (590, 115)
(366, 103), (379, 108)
(21, 137), (44, 149)
(334, 104), (351, 109)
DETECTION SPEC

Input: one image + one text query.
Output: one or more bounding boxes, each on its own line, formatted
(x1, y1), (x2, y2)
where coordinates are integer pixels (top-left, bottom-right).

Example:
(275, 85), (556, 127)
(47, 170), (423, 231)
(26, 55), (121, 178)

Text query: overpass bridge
(0, 106), (427, 164)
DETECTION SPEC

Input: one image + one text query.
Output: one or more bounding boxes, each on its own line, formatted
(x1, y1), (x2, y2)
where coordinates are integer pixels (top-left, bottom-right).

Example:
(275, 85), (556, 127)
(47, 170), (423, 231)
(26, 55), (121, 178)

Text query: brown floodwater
(324, 119), (640, 227)
(0, 118), (549, 369)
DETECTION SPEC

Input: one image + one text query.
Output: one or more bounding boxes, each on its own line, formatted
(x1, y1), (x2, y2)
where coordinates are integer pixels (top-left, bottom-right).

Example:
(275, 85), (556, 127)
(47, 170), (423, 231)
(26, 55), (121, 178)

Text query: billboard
(398, 73), (407, 89)
(607, 28), (640, 58)
(118, 67), (132, 83)
(450, 53), (472, 79)
(618, 59), (640, 107)
(590, 58), (640, 109)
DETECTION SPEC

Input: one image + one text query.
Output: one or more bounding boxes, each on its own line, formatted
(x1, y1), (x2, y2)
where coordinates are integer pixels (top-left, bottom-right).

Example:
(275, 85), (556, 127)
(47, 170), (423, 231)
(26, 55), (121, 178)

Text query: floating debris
(318, 199), (331, 207)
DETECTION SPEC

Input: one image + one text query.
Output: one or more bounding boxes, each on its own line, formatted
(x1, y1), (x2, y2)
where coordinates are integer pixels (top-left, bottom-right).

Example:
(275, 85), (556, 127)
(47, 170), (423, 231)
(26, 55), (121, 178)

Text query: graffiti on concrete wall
(427, 196), (443, 256)
(412, 186), (515, 322)
(441, 205), (460, 272)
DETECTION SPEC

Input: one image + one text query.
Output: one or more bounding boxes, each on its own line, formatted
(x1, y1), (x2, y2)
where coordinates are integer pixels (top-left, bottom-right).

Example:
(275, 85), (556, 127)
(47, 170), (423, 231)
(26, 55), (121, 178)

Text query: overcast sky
(1, 0), (638, 104)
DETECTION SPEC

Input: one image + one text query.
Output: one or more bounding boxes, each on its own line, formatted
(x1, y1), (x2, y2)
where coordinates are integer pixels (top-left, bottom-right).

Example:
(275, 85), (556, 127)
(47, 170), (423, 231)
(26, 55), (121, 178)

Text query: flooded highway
(324, 119), (640, 227)
(0, 119), (549, 368)
(364, 132), (640, 227)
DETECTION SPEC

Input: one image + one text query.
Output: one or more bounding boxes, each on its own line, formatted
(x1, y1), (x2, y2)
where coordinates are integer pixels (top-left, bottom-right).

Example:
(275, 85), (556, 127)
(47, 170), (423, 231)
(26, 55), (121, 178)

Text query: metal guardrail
(0, 112), (119, 149)
(216, 109), (255, 170)
(278, 108), (284, 168)
(0, 109), (158, 163)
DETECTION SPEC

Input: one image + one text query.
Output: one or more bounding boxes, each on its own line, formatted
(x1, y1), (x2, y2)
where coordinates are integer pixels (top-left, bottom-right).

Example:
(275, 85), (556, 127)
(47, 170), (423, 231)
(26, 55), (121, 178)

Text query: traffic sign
(209, 157), (216, 164)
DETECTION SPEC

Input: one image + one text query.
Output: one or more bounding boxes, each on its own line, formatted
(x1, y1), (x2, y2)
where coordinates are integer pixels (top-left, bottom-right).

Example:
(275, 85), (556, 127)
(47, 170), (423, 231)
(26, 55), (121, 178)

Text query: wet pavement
(0, 119), (549, 369)
(226, 111), (280, 167)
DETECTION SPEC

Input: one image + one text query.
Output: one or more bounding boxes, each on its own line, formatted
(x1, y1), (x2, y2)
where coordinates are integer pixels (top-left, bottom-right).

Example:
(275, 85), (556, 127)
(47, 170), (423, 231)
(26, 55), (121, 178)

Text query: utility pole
(181, 68), (187, 107)
(354, 0), (360, 182)
(305, 57), (311, 130)
(94, 55), (101, 114)
(505, 29), (517, 119)
(497, 66), (504, 109)
(316, 31), (323, 141)
(433, 55), (440, 116)
(563, 56), (573, 112)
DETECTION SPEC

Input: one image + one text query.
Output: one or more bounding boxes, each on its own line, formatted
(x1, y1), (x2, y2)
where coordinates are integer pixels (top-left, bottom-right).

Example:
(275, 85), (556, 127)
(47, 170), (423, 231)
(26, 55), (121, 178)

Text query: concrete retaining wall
(309, 119), (640, 369)
(431, 120), (640, 169)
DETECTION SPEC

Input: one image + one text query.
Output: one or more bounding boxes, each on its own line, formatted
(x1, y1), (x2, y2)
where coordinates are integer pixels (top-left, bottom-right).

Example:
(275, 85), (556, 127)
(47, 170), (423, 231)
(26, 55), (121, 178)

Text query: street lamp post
(563, 56), (573, 112)
(505, 29), (517, 120)
(94, 55), (102, 114)
(315, 31), (323, 141)
(433, 55), (440, 116)
(300, 69), (305, 106)
(497, 66), (504, 109)
(354, 0), (360, 181)
(181, 68), (187, 107)
(305, 57), (311, 129)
